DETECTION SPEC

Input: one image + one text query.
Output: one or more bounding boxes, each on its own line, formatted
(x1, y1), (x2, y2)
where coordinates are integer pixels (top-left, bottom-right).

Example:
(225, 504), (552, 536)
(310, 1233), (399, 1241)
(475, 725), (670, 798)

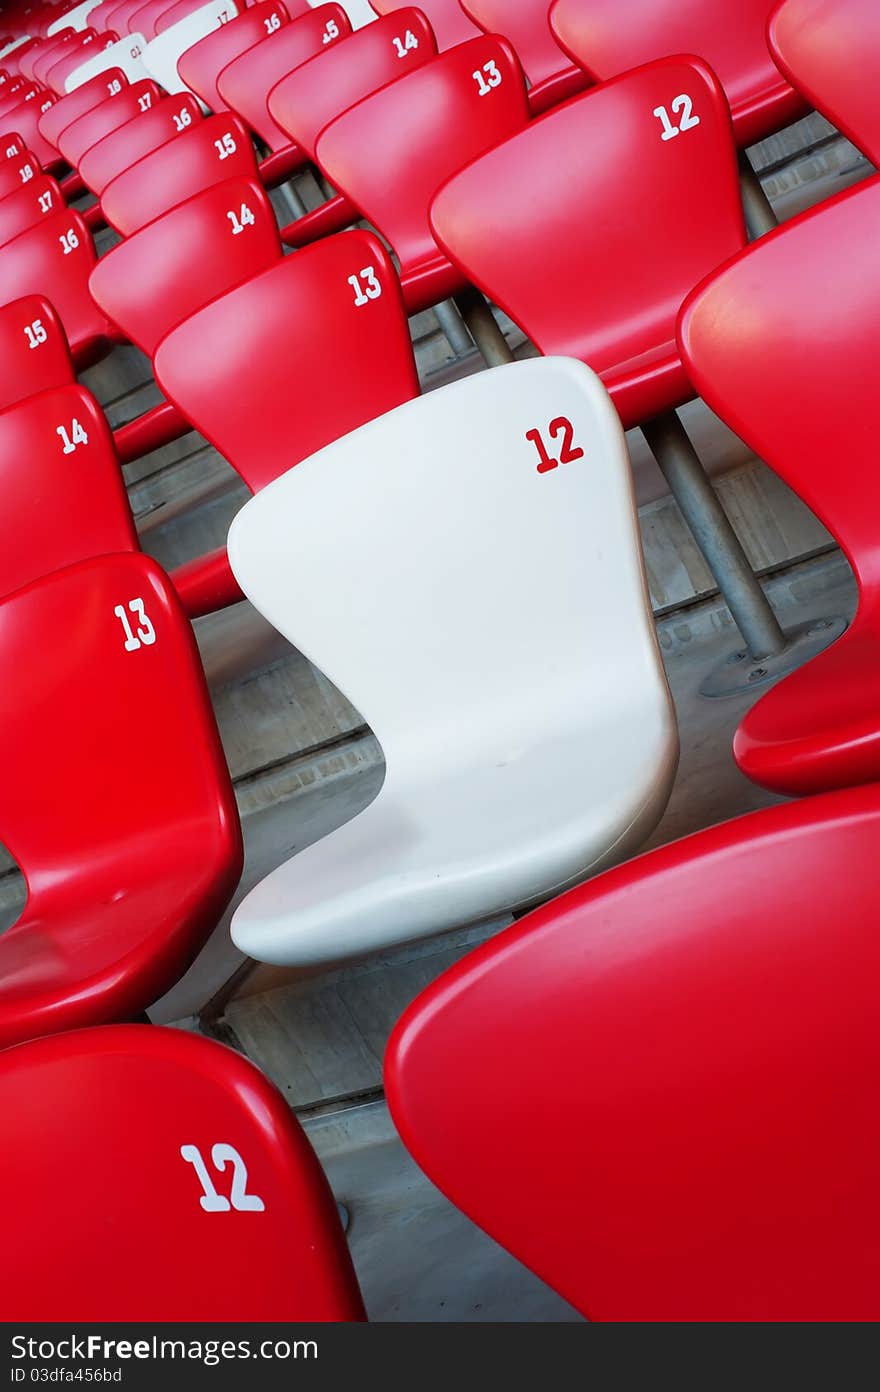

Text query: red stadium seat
(461, 0), (588, 114)
(78, 90), (202, 193)
(386, 782), (880, 1321)
(55, 74), (160, 164)
(0, 1025), (365, 1320)
(216, 2), (350, 152)
(101, 111), (256, 231)
(312, 35), (530, 313)
(128, 0), (199, 38)
(155, 0), (240, 33)
(267, 5), (435, 164)
(29, 31), (79, 84)
(550, 0), (806, 148)
(0, 208), (114, 365)
(0, 148), (40, 196)
(37, 64), (129, 149)
(769, 0), (880, 167)
(429, 57), (746, 429)
(370, 0), (479, 49)
(0, 80), (40, 117)
(0, 383), (137, 598)
(106, 0), (159, 32)
(678, 175), (880, 797)
(0, 554), (242, 1049)
(0, 295), (73, 408)
(154, 227), (419, 490)
(45, 27), (119, 93)
(0, 174), (63, 246)
(90, 174), (281, 353)
(2, 89), (61, 167)
(0, 132), (25, 157)
(177, 0), (290, 113)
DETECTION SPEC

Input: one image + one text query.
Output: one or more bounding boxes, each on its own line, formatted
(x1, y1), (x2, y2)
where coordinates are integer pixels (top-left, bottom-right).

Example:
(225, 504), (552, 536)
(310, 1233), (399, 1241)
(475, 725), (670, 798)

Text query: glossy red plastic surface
(0, 294), (73, 408)
(0, 81), (40, 118)
(57, 76), (160, 165)
(769, 0), (880, 166)
(430, 57), (746, 428)
(128, 0), (196, 37)
(0, 175), (63, 246)
(679, 176), (880, 797)
(79, 91), (203, 194)
(90, 175), (281, 353)
(100, 112), (256, 233)
(0, 383), (137, 599)
(0, 554), (243, 1048)
(387, 783), (880, 1321)
(3, 90), (60, 167)
(156, 0), (242, 32)
(90, 0), (126, 31)
(216, 2), (350, 150)
(0, 132), (25, 157)
(155, 228), (419, 491)
(0, 149), (40, 197)
(460, 0), (587, 113)
(0, 209), (113, 365)
(30, 32), (77, 85)
(37, 66), (129, 150)
(1, 1025), (366, 1320)
(178, 0), (289, 113)
(314, 36), (529, 314)
(266, 7), (436, 162)
(370, 0), (479, 48)
(45, 29), (119, 94)
(107, 0), (157, 31)
(550, 0), (805, 147)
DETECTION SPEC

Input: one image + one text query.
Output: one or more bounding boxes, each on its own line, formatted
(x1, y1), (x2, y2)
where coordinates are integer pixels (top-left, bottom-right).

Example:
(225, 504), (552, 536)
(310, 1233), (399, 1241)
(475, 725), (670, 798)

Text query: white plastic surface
(0, 37), (31, 59)
(141, 0), (239, 95)
(64, 34), (148, 90)
(227, 358), (678, 967)
(47, 0), (104, 36)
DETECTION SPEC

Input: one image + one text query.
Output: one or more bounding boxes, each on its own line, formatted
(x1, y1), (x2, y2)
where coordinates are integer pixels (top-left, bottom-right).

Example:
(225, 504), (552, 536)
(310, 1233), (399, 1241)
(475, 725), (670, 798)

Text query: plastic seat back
(0, 209), (113, 364)
(30, 31), (79, 83)
(56, 73), (160, 163)
(461, 0), (578, 87)
(177, 0), (289, 112)
(0, 382), (137, 598)
(155, 228), (419, 490)
(314, 35), (528, 292)
(550, 0), (804, 146)
(0, 80), (40, 117)
(0, 148), (40, 197)
(37, 64), (128, 148)
(0, 1025), (366, 1320)
(0, 174), (63, 246)
(3, 90), (60, 165)
(57, 31), (145, 93)
(369, 0), (479, 48)
(0, 294), (74, 409)
(0, 132), (25, 158)
(129, 0), (199, 38)
(46, 0), (106, 34)
(429, 57), (746, 426)
(216, 2), (350, 149)
(91, 175), (281, 353)
(386, 783), (880, 1321)
(100, 111), (255, 232)
(267, 6), (435, 161)
(0, 553), (242, 1045)
(769, 0), (880, 167)
(78, 90), (202, 192)
(141, 0), (242, 95)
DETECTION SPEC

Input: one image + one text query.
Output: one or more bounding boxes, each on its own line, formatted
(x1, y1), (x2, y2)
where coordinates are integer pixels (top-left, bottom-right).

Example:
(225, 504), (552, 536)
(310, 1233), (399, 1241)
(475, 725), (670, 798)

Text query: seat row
(0, 0), (878, 1323)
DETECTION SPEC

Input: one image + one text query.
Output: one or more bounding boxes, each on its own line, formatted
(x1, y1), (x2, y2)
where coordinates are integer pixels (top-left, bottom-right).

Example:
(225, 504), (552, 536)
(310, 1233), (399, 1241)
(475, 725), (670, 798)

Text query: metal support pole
(454, 286), (516, 367)
(738, 150), (779, 239)
(433, 298), (474, 358)
(642, 411), (787, 660)
(273, 176), (307, 221)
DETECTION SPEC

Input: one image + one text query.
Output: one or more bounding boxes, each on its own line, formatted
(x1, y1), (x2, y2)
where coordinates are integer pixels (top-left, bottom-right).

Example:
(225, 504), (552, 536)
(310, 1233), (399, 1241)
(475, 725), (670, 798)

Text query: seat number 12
(526, 418), (584, 474)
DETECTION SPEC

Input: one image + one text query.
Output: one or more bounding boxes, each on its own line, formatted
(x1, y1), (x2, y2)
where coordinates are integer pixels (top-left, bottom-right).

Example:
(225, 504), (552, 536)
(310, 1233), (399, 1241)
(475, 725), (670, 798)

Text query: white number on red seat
(19, 164), (33, 183)
(40, 99), (53, 114)
(173, 106), (192, 132)
(137, 91), (152, 112)
(525, 418), (584, 474)
(56, 418), (89, 454)
(264, 10), (281, 33)
(348, 266), (382, 306)
(23, 319), (47, 349)
(472, 60), (502, 96)
(5, 143), (17, 157)
(322, 18), (339, 42)
(107, 78), (123, 95)
(114, 597), (156, 652)
(392, 29), (419, 58)
(227, 203), (255, 235)
(180, 1144), (265, 1212)
(653, 94), (700, 141)
(214, 132), (237, 160)
(38, 189), (53, 212)
(59, 228), (79, 255)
